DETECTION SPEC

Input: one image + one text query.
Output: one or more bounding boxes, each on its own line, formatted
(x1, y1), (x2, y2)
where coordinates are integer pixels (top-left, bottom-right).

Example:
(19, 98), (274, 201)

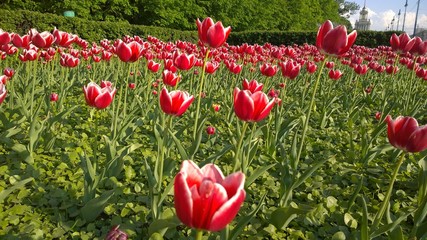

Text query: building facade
(355, 4), (371, 31)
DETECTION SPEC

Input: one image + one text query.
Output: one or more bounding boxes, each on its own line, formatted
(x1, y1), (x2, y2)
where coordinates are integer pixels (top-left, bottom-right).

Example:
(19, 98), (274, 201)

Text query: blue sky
(348, 0), (427, 33)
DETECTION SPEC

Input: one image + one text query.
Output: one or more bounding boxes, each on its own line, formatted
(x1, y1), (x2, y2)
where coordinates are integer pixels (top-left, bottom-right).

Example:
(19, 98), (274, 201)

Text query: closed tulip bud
(233, 87), (275, 122)
(375, 112), (382, 121)
(206, 126), (216, 135)
(316, 20), (357, 57)
(128, 83), (136, 89)
(325, 61), (335, 69)
(205, 61), (220, 74)
(50, 93), (59, 102)
(159, 87), (194, 116)
(386, 115), (427, 152)
(83, 82), (116, 109)
(174, 160), (245, 232)
(0, 82), (6, 104)
(197, 17), (231, 48)
(152, 90), (158, 95)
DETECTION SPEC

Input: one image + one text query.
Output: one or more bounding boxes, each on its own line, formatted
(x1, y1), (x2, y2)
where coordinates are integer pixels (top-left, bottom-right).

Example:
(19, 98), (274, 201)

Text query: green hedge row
(0, 9), (198, 43)
(0, 9), (398, 48)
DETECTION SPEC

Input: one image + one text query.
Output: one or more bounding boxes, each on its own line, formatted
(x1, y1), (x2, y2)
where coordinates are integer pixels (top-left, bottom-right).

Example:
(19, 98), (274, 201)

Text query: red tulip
(173, 51), (196, 71)
(409, 37), (427, 56)
(0, 29), (11, 46)
(206, 126), (216, 135)
(328, 69), (343, 80)
(325, 61), (335, 69)
(242, 79), (263, 93)
(147, 60), (161, 72)
(0, 82), (6, 104)
(375, 112), (382, 121)
(280, 60), (301, 80)
(128, 83), (136, 89)
(226, 62), (243, 74)
(385, 65), (399, 75)
(306, 61), (317, 74)
(259, 63), (278, 77)
(60, 53), (80, 68)
(159, 87), (194, 116)
(353, 64), (368, 75)
(83, 82), (116, 109)
(197, 17), (231, 48)
(174, 160), (245, 232)
(29, 29), (54, 49)
(19, 49), (38, 62)
(390, 33), (416, 54)
(50, 93), (59, 102)
(205, 61), (220, 74)
(233, 87), (275, 122)
(316, 20), (357, 56)
(116, 40), (143, 62)
(11, 33), (30, 49)
(3, 67), (14, 78)
(53, 28), (76, 47)
(162, 70), (181, 87)
(386, 115), (427, 152)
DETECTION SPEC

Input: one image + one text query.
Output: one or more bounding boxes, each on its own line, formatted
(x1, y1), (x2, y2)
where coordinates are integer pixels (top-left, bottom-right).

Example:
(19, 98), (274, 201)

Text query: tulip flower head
(50, 93), (59, 102)
(159, 87), (194, 116)
(174, 160), (245, 232)
(197, 17), (231, 48)
(390, 33), (416, 54)
(316, 20), (357, 57)
(233, 88), (275, 122)
(83, 82), (116, 109)
(386, 115), (427, 153)
(206, 126), (216, 135)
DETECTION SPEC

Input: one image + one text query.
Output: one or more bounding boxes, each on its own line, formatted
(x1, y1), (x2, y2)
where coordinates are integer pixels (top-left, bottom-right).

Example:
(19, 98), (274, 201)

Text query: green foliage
(1, 0), (350, 31)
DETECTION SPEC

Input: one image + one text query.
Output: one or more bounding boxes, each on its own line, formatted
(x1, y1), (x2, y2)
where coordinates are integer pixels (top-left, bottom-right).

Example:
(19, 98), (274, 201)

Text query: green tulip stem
(193, 48), (211, 141)
(195, 229), (204, 240)
(372, 152), (405, 230)
(295, 57), (327, 168)
(233, 121), (249, 172)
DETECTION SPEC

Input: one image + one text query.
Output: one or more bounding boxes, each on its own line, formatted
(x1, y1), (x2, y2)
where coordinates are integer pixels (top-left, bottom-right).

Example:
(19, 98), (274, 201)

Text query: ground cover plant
(1, 19), (427, 239)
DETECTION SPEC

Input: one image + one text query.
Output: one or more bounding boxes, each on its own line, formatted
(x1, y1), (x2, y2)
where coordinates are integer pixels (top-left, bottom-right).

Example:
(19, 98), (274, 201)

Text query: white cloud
(350, 7), (427, 32)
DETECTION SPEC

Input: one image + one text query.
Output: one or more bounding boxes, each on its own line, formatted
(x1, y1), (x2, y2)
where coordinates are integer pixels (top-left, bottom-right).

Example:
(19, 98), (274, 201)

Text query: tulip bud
(50, 93), (59, 102)
(105, 225), (128, 240)
(206, 126), (216, 135)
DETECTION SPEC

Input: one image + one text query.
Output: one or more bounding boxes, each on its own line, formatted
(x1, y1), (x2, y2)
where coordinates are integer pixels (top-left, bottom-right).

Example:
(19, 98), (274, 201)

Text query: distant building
(355, 2), (371, 31)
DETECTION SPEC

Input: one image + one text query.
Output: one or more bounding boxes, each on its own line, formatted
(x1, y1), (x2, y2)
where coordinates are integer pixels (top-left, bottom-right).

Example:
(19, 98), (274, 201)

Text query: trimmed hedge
(0, 9), (399, 47)
(0, 9), (198, 43)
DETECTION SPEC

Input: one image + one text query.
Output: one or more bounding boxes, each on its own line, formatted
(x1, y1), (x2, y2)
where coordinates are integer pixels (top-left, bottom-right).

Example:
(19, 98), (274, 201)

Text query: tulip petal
(94, 91), (113, 109)
(316, 20), (333, 49)
(176, 94), (194, 116)
(160, 88), (173, 115)
(174, 172), (194, 228)
(207, 22), (229, 48)
(407, 126), (427, 152)
(180, 160), (204, 188)
(201, 164), (225, 183)
(208, 188), (246, 232)
(221, 172), (245, 198)
(234, 90), (254, 121)
(322, 26), (348, 56)
(117, 41), (132, 62)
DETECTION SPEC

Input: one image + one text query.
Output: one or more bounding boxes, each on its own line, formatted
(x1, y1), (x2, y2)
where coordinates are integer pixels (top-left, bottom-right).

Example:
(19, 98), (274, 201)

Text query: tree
(336, 0), (360, 19)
